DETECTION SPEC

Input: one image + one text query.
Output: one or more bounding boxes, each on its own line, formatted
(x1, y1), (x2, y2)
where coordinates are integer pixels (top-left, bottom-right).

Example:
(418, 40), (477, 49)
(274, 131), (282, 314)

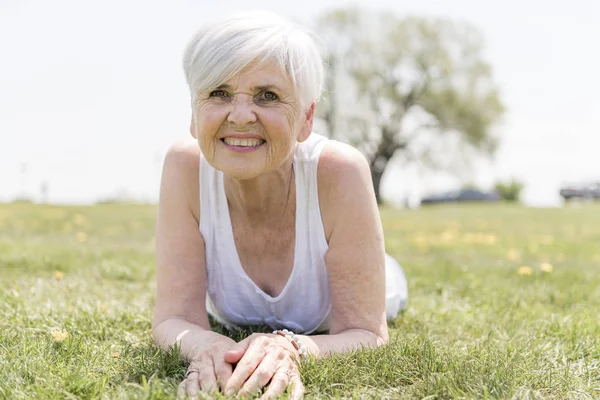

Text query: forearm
(152, 318), (226, 362)
(297, 328), (387, 359)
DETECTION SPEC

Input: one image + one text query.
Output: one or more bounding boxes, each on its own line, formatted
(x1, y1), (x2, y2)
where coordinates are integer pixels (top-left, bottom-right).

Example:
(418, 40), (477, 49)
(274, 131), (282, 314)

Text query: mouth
(220, 137), (266, 147)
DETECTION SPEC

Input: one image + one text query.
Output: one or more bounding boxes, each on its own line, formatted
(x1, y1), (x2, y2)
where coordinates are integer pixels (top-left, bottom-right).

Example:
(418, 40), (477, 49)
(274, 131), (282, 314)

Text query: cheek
(264, 106), (301, 137)
(283, 106), (303, 135)
(196, 105), (221, 126)
(194, 108), (226, 157)
(265, 112), (302, 163)
(195, 107), (226, 136)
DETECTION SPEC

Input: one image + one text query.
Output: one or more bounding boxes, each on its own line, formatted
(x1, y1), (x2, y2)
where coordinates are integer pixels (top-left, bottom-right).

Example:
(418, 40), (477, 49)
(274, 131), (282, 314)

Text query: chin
(219, 163), (266, 180)
(225, 171), (261, 180)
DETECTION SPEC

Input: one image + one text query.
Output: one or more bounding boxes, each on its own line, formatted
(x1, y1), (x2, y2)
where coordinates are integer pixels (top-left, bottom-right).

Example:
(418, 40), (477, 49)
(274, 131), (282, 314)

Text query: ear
(190, 115), (197, 139)
(297, 102), (315, 143)
(189, 99), (198, 139)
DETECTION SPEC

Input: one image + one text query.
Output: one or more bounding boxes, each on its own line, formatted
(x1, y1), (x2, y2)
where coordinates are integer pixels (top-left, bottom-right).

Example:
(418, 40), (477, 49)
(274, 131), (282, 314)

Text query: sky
(0, 0), (598, 206)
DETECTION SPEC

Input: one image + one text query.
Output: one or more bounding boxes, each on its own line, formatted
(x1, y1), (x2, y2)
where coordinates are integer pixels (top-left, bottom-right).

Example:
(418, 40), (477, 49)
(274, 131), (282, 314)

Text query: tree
(315, 8), (505, 203)
(494, 179), (524, 202)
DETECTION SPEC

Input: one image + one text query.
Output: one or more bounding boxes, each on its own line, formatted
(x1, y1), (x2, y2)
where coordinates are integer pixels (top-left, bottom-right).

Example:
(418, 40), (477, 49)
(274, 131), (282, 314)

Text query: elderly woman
(152, 11), (408, 399)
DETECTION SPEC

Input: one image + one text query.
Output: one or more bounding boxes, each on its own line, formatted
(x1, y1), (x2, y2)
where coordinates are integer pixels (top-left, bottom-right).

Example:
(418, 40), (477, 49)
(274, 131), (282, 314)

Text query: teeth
(223, 138), (264, 147)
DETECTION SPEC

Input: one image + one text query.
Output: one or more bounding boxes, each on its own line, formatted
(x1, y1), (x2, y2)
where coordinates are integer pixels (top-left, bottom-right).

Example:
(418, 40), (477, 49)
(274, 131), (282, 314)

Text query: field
(1, 202), (599, 399)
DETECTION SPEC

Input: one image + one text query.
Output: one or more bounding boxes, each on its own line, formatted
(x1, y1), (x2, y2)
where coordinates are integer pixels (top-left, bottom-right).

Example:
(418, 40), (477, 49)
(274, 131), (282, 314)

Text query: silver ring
(185, 368), (201, 378)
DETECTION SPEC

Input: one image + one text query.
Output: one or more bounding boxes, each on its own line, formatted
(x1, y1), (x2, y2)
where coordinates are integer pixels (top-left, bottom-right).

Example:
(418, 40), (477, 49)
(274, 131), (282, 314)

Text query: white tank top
(199, 132), (331, 334)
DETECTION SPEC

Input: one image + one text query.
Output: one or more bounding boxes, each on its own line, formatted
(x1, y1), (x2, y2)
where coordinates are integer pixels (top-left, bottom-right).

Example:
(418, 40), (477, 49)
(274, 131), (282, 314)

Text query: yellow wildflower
(414, 233), (427, 245)
(76, 232), (88, 243)
(540, 262), (553, 273)
(518, 266), (533, 276)
(440, 230), (455, 242)
(55, 271), (64, 280)
(112, 352), (120, 358)
(97, 304), (106, 312)
(50, 329), (69, 342)
(482, 234), (497, 245)
(507, 249), (520, 261)
(73, 214), (86, 226)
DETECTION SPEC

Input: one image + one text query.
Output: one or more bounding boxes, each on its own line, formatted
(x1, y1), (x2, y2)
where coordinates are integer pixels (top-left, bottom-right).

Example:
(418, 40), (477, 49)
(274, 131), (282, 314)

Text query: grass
(0, 202), (599, 399)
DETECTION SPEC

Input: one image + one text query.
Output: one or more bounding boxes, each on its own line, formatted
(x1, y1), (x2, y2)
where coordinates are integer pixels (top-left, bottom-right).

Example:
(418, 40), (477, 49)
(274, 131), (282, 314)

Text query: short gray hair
(183, 11), (324, 108)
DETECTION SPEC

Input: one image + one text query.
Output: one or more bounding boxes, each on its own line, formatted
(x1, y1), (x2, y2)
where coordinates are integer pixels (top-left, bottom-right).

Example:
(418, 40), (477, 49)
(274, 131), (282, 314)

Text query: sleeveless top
(199, 132), (332, 334)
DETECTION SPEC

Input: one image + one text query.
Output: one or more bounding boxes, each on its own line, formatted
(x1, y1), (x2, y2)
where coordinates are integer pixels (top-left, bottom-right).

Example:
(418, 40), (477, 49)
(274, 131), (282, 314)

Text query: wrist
(273, 329), (309, 360)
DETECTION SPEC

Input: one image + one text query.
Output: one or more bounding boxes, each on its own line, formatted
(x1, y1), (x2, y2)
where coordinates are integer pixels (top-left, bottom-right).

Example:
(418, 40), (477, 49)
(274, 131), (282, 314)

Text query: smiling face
(191, 63), (315, 180)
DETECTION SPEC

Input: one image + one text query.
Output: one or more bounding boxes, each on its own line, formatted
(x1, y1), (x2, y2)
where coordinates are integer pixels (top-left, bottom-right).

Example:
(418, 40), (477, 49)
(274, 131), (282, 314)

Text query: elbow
(151, 320), (165, 348)
(375, 332), (388, 347)
(347, 328), (388, 348)
(151, 317), (174, 350)
(374, 322), (389, 347)
(355, 329), (387, 349)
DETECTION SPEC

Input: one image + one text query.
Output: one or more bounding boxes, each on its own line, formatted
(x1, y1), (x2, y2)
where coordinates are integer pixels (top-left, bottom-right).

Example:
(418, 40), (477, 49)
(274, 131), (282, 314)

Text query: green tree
(494, 179), (524, 202)
(316, 8), (505, 203)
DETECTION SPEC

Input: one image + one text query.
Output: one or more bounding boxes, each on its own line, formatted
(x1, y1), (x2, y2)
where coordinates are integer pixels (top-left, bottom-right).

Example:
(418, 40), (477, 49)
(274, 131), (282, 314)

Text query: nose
(227, 95), (257, 126)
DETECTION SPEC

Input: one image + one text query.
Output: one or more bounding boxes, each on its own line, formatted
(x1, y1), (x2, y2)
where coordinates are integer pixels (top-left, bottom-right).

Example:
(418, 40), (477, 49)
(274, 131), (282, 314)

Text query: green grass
(1, 202), (599, 399)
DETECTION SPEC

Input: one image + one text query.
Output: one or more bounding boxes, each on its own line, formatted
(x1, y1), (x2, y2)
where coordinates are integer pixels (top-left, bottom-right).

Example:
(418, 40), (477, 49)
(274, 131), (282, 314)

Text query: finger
(289, 375), (305, 400)
(197, 357), (218, 394)
(238, 346), (281, 398)
(223, 336), (251, 365)
(260, 369), (290, 400)
(213, 359), (233, 391)
(185, 370), (201, 398)
(224, 335), (268, 396)
(177, 380), (187, 400)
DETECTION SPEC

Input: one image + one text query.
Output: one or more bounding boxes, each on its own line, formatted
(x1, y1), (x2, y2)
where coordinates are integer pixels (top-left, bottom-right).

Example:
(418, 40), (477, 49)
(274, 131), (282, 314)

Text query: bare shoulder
(317, 140), (373, 200)
(317, 140), (377, 238)
(318, 140), (371, 181)
(163, 137), (201, 172)
(160, 138), (202, 221)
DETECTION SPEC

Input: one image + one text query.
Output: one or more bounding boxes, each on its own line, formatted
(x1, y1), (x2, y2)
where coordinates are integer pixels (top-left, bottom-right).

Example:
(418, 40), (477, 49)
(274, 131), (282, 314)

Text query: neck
(224, 159), (295, 223)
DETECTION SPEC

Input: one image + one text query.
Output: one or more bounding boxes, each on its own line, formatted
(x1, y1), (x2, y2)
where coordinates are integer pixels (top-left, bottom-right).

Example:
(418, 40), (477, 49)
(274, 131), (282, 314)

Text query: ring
(185, 368), (201, 378)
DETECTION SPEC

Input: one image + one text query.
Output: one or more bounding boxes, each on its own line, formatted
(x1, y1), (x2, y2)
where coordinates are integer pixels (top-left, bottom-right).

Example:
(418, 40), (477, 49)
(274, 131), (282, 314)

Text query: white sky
(0, 0), (598, 206)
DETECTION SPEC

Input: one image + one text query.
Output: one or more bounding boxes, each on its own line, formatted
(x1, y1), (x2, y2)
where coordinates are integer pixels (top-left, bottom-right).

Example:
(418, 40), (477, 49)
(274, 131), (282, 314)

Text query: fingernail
(224, 389), (234, 397)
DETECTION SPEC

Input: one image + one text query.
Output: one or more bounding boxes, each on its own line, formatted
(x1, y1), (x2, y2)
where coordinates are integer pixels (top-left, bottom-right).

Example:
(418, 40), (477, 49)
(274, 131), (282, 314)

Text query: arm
(152, 140), (235, 381)
(298, 141), (388, 357)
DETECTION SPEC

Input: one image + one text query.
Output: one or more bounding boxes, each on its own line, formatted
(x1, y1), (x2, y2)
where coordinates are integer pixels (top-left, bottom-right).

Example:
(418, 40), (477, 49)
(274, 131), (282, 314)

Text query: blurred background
(1, 0), (598, 208)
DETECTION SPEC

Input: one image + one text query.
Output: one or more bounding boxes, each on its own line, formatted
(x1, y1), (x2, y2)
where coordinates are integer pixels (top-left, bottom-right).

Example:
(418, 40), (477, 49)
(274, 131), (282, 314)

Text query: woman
(152, 11), (408, 399)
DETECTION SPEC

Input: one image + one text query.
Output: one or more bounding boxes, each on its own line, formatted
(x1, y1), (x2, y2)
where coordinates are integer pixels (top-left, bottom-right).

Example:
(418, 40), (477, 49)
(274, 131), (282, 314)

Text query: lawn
(1, 202), (599, 399)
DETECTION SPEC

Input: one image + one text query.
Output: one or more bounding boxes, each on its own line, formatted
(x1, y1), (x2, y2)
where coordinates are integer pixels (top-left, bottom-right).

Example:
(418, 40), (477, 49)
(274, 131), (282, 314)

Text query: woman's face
(192, 63), (315, 180)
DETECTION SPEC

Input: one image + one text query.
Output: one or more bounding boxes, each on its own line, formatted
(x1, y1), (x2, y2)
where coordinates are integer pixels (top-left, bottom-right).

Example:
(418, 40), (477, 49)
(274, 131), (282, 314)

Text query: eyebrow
(215, 84), (286, 93)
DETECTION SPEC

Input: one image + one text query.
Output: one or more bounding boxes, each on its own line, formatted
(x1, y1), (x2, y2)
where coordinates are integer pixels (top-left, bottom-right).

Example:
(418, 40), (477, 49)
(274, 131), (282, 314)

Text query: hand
(222, 333), (304, 399)
(178, 335), (237, 399)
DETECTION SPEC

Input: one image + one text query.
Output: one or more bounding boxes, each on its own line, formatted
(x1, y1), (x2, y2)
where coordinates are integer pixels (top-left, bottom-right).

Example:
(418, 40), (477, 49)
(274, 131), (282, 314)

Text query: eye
(261, 91), (279, 101)
(209, 90), (228, 98)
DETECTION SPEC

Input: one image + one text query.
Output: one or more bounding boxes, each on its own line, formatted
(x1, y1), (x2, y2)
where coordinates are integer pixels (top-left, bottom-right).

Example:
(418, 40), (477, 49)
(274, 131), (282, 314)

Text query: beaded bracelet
(272, 329), (309, 360)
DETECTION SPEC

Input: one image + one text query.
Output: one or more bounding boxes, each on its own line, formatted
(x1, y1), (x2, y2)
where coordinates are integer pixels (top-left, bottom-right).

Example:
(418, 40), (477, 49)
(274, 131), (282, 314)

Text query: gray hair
(183, 11), (324, 108)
